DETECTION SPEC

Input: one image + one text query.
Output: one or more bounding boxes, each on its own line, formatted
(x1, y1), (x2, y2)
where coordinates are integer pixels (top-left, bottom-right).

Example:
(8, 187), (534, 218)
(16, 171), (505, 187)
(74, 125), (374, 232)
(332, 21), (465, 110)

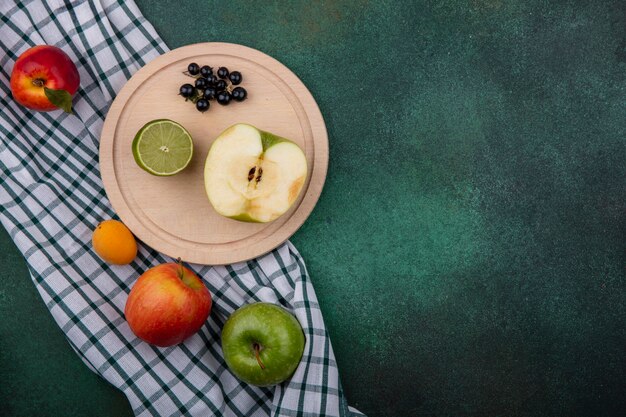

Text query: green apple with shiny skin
(221, 302), (305, 387)
(204, 123), (307, 223)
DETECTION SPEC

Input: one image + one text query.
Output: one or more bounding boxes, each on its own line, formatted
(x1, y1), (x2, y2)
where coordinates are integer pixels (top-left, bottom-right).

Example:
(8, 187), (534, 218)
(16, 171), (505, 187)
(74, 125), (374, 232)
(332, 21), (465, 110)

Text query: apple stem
(176, 257), (184, 279)
(32, 78), (45, 87)
(253, 343), (266, 370)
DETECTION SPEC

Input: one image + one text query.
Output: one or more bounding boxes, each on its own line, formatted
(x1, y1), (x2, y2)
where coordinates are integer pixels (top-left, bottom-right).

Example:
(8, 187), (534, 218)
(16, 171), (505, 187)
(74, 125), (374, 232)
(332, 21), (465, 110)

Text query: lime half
(132, 119), (193, 176)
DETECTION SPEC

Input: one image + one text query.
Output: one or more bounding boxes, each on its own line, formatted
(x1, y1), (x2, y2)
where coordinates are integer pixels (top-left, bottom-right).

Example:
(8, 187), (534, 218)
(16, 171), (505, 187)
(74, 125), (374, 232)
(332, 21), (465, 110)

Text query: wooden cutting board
(99, 43), (328, 265)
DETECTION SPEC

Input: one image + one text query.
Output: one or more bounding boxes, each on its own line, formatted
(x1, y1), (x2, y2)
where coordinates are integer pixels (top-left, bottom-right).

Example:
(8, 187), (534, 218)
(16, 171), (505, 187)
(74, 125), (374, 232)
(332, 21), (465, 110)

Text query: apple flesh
(124, 261), (212, 347)
(204, 124), (307, 223)
(221, 302), (305, 387)
(10, 45), (80, 113)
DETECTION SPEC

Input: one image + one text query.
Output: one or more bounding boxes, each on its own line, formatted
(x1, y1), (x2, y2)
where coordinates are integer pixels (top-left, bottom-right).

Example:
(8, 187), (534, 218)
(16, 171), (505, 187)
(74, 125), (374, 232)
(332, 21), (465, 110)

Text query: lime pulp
(132, 119), (193, 176)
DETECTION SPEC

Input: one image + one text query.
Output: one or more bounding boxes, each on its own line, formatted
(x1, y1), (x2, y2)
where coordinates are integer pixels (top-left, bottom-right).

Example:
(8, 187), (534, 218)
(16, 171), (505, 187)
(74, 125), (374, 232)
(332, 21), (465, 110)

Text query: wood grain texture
(100, 43), (328, 265)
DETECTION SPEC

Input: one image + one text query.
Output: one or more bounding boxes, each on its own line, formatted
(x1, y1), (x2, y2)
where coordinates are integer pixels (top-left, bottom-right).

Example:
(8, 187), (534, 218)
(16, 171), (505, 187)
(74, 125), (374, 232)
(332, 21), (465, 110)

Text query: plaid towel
(0, 1), (364, 416)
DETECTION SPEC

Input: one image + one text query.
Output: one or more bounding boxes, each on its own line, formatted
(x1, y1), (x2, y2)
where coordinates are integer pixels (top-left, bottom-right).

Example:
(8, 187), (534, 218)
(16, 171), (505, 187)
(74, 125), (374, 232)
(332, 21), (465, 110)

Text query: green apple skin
(221, 302), (305, 387)
(228, 212), (262, 223)
(259, 129), (286, 151)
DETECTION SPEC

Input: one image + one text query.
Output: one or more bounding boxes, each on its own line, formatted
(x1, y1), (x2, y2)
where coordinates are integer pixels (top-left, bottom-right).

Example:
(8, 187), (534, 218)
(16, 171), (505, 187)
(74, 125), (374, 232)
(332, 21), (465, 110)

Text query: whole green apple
(221, 302), (305, 387)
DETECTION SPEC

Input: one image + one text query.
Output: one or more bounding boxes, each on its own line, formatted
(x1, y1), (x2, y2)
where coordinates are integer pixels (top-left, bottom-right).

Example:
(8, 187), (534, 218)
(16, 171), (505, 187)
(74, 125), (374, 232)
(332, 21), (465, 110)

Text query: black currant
(217, 66), (229, 79)
(187, 62), (200, 75)
(179, 83), (194, 98)
(216, 91), (232, 105)
(195, 77), (208, 89)
(200, 65), (213, 78)
(215, 79), (227, 91)
(229, 71), (242, 85)
(206, 74), (217, 85)
(196, 98), (210, 112)
(231, 86), (247, 102)
(203, 86), (217, 100)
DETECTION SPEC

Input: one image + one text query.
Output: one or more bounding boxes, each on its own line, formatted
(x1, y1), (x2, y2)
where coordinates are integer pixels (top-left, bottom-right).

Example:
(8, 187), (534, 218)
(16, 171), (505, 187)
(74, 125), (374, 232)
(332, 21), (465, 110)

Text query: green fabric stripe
(84, 0), (134, 79)
(0, 0), (360, 415)
(288, 247), (318, 417)
(0, 171), (161, 416)
(115, 0), (166, 55)
(61, 2), (118, 97)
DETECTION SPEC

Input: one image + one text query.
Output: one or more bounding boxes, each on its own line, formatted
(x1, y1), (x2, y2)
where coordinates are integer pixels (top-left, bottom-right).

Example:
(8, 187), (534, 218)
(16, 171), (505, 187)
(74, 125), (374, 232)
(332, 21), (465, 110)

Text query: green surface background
(1, 1), (625, 416)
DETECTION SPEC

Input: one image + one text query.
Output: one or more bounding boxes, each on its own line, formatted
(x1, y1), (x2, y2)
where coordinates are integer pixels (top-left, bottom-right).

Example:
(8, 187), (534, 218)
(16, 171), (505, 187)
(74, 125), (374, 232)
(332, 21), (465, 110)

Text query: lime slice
(132, 119), (193, 176)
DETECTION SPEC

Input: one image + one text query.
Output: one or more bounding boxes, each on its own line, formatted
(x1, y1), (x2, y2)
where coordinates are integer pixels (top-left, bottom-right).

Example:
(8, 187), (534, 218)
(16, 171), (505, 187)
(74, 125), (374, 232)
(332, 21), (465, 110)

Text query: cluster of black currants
(179, 63), (247, 113)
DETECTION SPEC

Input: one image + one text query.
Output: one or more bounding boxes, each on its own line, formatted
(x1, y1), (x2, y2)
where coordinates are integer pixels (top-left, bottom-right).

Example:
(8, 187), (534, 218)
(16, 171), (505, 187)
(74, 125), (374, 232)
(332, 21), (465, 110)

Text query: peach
(10, 45), (80, 112)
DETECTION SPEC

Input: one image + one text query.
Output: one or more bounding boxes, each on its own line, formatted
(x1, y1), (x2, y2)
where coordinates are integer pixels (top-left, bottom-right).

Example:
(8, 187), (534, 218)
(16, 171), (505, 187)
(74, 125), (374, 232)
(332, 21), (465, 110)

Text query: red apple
(10, 45), (80, 113)
(125, 261), (212, 347)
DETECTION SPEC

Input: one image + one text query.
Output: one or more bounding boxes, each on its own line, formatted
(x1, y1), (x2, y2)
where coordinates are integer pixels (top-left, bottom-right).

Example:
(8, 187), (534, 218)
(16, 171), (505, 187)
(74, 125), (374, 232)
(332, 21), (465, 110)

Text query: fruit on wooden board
(204, 124), (307, 223)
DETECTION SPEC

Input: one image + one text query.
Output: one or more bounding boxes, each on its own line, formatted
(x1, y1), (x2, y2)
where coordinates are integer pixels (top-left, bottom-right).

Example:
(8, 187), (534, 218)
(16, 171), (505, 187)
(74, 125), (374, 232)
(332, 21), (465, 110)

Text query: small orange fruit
(92, 219), (137, 265)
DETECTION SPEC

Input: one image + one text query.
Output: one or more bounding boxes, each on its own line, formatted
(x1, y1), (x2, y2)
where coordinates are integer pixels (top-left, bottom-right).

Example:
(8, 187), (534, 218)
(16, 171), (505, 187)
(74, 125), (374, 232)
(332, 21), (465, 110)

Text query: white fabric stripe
(0, 1), (363, 416)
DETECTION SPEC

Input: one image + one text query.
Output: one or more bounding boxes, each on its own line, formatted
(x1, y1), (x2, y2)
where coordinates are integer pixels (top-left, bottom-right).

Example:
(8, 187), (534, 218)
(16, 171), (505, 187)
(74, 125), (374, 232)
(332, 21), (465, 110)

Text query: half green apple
(204, 124), (308, 223)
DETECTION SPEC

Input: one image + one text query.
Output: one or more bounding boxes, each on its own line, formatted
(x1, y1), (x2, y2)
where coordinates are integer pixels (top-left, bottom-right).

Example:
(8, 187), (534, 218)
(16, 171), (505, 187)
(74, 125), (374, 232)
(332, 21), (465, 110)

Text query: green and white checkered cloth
(0, 1), (364, 416)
